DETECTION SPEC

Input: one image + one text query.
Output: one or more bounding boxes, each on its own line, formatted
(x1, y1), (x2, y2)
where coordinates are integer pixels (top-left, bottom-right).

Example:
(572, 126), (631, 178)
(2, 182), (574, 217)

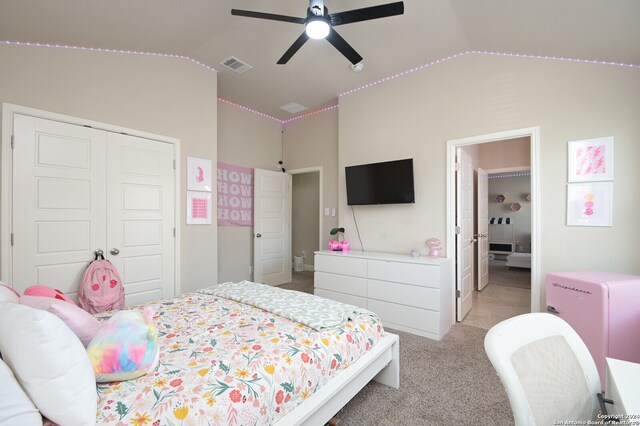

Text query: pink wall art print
(187, 157), (212, 191)
(566, 182), (613, 227)
(217, 162), (254, 227)
(568, 137), (614, 182)
(186, 191), (212, 225)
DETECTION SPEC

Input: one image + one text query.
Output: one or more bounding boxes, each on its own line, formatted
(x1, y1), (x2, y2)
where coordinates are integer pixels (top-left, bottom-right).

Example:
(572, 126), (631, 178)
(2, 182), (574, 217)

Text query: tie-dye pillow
(87, 307), (159, 382)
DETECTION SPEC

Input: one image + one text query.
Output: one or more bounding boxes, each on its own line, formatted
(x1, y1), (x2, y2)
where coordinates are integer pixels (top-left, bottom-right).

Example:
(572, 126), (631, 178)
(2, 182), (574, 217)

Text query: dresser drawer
(314, 289), (367, 309)
(368, 279), (439, 311)
(315, 254), (367, 277)
(368, 299), (439, 334)
(368, 260), (440, 288)
(315, 271), (367, 297)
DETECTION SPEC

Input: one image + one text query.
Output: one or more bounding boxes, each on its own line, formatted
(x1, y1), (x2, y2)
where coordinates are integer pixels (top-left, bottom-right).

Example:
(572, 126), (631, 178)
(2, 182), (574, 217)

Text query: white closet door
(106, 133), (175, 306)
(12, 114), (107, 297)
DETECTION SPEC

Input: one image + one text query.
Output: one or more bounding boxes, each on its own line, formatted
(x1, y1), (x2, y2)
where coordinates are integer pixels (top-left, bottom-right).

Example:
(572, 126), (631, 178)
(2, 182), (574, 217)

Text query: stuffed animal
(87, 306), (159, 382)
(23, 285), (74, 304)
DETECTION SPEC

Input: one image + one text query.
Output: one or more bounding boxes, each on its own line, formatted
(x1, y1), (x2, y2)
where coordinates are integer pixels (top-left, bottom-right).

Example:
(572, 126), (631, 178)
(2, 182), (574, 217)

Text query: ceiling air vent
(279, 102), (308, 114)
(220, 56), (253, 74)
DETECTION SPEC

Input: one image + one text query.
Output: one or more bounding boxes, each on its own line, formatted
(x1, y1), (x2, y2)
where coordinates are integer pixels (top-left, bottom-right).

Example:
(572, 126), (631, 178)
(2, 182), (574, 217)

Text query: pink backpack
(78, 254), (125, 314)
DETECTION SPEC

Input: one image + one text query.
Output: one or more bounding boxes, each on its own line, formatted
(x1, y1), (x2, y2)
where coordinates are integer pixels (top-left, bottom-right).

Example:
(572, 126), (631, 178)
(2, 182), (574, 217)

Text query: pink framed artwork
(186, 191), (212, 225)
(187, 157), (213, 192)
(567, 137), (614, 182)
(566, 182), (613, 227)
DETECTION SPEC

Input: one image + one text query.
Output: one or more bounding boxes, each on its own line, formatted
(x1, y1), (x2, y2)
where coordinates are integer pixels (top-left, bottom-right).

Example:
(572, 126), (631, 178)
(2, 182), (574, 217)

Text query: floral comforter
(95, 291), (384, 425)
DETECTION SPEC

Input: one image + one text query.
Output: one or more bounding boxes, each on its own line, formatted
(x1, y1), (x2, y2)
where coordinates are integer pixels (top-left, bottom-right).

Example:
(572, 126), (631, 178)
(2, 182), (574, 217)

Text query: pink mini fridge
(546, 271), (640, 390)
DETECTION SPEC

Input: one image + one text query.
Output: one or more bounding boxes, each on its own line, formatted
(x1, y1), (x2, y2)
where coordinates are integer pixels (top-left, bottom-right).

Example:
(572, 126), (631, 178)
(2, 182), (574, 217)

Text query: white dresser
(314, 250), (453, 340)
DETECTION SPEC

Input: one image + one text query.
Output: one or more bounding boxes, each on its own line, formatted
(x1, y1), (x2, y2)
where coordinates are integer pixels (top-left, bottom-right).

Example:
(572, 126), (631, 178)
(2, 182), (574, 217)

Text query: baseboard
(291, 264), (315, 272)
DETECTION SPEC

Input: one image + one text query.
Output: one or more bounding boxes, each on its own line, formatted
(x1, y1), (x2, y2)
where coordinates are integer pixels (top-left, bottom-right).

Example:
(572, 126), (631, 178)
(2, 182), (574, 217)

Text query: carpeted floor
(279, 271), (515, 425)
(333, 325), (514, 426)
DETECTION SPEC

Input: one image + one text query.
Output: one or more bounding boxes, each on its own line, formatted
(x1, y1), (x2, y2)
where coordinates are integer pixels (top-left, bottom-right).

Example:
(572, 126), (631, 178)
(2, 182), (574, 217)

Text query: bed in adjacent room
(93, 281), (400, 425)
(506, 252), (531, 270)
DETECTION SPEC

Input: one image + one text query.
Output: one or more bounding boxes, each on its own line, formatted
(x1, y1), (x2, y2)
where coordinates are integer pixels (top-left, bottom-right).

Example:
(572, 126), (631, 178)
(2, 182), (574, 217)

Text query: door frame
(1, 103), (181, 295)
(446, 127), (541, 323)
(288, 166), (324, 267)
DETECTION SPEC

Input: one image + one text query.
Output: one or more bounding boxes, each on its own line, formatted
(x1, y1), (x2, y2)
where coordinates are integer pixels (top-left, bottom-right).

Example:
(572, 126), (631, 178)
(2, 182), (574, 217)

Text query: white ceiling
(1, 0), (638, 120)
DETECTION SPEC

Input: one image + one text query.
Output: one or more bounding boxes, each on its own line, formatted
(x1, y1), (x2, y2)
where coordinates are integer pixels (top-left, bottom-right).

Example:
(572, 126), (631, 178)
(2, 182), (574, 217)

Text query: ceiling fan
(231, 0), (404, 65)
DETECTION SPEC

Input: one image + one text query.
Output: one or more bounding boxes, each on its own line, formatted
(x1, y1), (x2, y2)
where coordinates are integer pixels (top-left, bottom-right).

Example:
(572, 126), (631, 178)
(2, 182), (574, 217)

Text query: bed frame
(277, 332), (400, 425)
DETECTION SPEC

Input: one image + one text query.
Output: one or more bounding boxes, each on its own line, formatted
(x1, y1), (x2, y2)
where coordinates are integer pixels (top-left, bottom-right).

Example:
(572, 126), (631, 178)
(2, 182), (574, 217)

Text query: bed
(506, 252), (531, 269)
(93, 282), (400, 425)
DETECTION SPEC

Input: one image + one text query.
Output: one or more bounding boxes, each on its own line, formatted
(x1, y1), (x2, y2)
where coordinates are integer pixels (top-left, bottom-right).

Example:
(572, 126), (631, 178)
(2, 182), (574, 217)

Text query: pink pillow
(0, 283), (20, 303)
(19, 295), (101, 347)
(23, 285), (74, 304)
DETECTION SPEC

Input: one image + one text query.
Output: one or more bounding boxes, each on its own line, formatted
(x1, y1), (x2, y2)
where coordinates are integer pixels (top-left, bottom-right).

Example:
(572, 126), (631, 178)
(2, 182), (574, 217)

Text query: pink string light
(217, 97), (282, 122)
(282, 104), (338, 125)
(0, 40), (218, 73)
(4, 40), (638, 123)
(338, 50), (640, 97)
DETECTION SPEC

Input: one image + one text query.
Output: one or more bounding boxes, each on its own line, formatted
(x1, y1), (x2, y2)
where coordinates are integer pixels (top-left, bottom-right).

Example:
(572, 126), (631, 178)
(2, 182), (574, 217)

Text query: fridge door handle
(546, 305), (559, 314)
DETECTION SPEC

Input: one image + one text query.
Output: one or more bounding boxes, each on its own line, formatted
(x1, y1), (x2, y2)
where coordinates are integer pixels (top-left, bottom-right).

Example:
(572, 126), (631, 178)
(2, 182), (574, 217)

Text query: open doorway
(465, 166), (532, 329)
(447, 127), (541, 329)
(278, 167), (323, 294)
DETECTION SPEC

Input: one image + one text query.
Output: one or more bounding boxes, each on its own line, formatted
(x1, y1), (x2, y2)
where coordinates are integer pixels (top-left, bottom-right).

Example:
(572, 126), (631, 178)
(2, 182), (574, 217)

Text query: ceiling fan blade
(231, 9), (306, 25)
(329, 1), (404, 26)
(277, 32), (310, 64)
(325, 28), (363, 65)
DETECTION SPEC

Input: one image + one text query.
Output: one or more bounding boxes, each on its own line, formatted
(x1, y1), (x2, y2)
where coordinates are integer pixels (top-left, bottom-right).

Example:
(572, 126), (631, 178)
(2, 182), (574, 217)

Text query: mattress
(94, 289), (384, 425)
(506, 252), (532, 269)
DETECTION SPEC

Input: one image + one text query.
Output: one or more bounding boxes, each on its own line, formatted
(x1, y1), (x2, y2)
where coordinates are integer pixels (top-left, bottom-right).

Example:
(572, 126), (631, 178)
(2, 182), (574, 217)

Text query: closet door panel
(106, 133), (175, 305)
(12, 114), (107, 296)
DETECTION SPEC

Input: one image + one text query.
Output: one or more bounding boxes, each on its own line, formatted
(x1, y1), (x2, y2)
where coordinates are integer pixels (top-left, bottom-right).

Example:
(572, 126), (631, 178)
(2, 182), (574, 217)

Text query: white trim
(288, 166), (324, 256)
(1, 103), (182, 296)
(446, 127), (541, 324)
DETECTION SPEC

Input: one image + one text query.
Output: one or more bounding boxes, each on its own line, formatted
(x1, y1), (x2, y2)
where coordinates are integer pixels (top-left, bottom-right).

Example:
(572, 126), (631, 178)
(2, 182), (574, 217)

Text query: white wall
(283, 108), (339, 250)
(0, 44), (218, 294)
(338, 54), (640, 307)
(217, 101), (282, 282)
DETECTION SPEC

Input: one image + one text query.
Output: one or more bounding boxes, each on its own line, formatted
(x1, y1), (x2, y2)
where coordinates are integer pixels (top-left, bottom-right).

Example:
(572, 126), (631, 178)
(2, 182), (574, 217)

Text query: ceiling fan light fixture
(305, 18), (330, 39)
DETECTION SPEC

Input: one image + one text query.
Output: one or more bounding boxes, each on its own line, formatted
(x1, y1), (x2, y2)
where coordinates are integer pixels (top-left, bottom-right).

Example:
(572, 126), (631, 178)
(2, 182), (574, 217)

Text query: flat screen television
(345, 158), (415, 205)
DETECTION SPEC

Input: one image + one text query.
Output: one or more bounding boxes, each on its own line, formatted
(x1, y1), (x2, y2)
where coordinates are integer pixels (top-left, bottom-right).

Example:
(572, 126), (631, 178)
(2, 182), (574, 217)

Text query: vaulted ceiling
(1, 0), (638, 120)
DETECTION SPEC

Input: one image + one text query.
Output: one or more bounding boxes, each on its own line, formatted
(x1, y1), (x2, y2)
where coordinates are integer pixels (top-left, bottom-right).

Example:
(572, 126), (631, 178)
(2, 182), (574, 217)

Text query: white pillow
(0, 357), (42, 426)
(0, 302), (97, 426)
(0, 282), (20, 303)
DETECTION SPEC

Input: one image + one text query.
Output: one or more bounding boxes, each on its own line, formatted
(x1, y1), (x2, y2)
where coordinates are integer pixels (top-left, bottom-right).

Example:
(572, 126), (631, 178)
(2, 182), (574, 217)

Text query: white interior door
(253, 169), (291, 286)
(106, 133), (175, 306)
(477, 168), (489, 291)
(11, 114), (176, 303)
(12, 114), (107, 297)
(456, 148), (474, 321)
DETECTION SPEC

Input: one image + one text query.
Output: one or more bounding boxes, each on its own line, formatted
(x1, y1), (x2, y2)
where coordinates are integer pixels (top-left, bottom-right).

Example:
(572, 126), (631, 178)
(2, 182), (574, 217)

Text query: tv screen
(345, 158), (415, 205)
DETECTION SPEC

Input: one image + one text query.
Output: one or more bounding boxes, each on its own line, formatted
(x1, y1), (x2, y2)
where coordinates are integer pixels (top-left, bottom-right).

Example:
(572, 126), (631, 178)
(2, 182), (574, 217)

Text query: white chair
(485, 313), (604, 425)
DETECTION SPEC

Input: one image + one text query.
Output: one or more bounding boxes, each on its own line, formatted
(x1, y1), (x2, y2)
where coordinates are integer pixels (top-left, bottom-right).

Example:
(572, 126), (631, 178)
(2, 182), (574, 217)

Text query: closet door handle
(110, 248), (120, 255)
(256, 233), (262, 238)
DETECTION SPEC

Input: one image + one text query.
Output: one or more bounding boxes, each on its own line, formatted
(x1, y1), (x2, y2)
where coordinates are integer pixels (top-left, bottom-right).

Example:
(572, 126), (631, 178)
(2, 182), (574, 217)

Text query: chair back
(484, 313), (601, 425)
